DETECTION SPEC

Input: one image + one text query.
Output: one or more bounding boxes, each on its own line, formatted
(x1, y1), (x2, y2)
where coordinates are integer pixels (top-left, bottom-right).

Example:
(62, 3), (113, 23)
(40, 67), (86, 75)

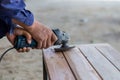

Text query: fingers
(36, 33), (57, 49)
(22, 30), (32, 44)
(18, 47), (31, 53)
(47, 36), (51, 48)
(14, 28), (32, 52)
(51, 33), (58, 45)
(14, 27), (32, 44)
(42, 39), (47, 49)
(37, 41), (42, 49)
(8, 27), (32, 52)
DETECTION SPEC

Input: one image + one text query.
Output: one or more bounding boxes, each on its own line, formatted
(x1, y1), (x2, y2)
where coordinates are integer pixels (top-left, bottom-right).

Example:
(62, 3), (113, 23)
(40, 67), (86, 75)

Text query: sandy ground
(1, 0), (120, 80)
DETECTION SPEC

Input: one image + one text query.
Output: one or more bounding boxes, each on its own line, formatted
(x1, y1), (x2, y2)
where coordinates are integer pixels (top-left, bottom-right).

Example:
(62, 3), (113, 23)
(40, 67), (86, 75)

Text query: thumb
(22, 31), (32, 44)
(14, 28), (32, 44)
(51, 33), (58, 45)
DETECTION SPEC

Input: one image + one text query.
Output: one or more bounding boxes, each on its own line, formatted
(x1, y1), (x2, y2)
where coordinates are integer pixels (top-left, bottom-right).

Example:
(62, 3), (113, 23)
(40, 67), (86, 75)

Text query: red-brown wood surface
(43, 47), (75, 80)
(43, 44), (120, 80)
(79, 44), (120, 80)
(63, 48), (101, 80)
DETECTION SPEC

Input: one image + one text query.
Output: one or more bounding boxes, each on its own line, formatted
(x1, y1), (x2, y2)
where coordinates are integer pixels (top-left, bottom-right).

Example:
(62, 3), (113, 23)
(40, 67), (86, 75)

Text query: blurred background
(0, 0), (120, 80)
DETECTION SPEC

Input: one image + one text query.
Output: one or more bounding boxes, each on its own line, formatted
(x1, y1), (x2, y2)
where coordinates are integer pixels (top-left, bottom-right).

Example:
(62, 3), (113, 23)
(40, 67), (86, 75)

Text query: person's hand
(12, 19), (58, 49)
(25, 20), (58, 49)
(6, 27), (32, 52)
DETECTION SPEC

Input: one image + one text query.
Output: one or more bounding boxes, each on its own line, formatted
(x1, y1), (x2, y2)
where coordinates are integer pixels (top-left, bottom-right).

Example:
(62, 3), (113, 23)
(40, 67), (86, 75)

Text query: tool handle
(14, 36), (37, 50)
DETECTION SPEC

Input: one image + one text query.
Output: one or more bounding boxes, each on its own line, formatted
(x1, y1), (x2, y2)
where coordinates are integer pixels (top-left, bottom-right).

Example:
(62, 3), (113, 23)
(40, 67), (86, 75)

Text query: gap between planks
(63, 47), (102, 80)
(43, 48), (76, 80)
(78, 45), (120, 80)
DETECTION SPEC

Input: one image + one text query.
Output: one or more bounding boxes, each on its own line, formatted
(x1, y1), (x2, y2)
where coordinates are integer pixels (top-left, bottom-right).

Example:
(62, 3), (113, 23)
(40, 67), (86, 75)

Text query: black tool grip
(14, 36), (37, 50)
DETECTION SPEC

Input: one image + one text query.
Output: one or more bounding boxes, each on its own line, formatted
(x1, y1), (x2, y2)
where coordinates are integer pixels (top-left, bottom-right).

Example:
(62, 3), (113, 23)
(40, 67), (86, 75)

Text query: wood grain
(63, 47), (102, 80)
(79, 45), (120, 80)
(43, 44), (120, 80)
(95, 44), (120, 71)
(43, 47), (75, 80)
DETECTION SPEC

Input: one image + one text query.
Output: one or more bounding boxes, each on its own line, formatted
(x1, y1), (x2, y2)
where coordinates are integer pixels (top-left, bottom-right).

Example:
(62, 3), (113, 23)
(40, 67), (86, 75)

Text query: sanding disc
(54, 46), (75, 52)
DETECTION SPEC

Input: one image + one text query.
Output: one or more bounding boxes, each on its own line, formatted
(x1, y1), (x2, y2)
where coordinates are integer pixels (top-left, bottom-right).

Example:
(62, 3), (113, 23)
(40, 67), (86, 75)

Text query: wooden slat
(79, 45), (120, 80)
(63, 47), (102, 80)
(95, 44), (120, 71)
(43, 47), (76, 80)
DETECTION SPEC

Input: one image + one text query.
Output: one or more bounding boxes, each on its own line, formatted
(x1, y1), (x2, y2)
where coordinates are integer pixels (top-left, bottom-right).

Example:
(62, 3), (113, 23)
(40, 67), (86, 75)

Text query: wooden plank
(95, 44), (120, 71)
(43, 47), (76, 80)
(79, 45), (120, 80)
(76, 43), (109, 47)
(63, 47), (102, 80)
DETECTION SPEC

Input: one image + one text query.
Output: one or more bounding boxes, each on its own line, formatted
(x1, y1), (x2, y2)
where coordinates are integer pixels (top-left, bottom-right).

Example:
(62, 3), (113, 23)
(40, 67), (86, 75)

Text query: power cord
(0, 47), (14, 62)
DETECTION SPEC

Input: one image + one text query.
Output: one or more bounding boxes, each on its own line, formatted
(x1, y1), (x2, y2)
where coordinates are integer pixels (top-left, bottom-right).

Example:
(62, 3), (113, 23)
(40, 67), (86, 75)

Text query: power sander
(0, 29), (74, 62)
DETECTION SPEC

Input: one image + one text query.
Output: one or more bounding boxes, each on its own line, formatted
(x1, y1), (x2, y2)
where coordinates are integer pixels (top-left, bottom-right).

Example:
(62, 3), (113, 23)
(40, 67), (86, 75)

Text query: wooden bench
(42, 43), (120, 80)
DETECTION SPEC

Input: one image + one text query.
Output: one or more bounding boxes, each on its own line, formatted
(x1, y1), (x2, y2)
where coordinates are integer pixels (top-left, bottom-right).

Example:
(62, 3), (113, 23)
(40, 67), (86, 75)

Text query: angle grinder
(14, 29), (74, 52)
(0, 29), (74, 62)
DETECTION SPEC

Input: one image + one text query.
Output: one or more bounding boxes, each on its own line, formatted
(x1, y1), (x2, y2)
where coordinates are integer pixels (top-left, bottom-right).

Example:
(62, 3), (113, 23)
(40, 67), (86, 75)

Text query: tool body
(0, 29), (74, 62)
(14, 29), (74, 52)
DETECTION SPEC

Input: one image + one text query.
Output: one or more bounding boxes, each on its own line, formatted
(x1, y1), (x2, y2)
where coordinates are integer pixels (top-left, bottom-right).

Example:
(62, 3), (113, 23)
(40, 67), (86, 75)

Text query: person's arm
(0, 0), (57, 49)
(0, 0), (34, 38)
(0, 0), (34, 26)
